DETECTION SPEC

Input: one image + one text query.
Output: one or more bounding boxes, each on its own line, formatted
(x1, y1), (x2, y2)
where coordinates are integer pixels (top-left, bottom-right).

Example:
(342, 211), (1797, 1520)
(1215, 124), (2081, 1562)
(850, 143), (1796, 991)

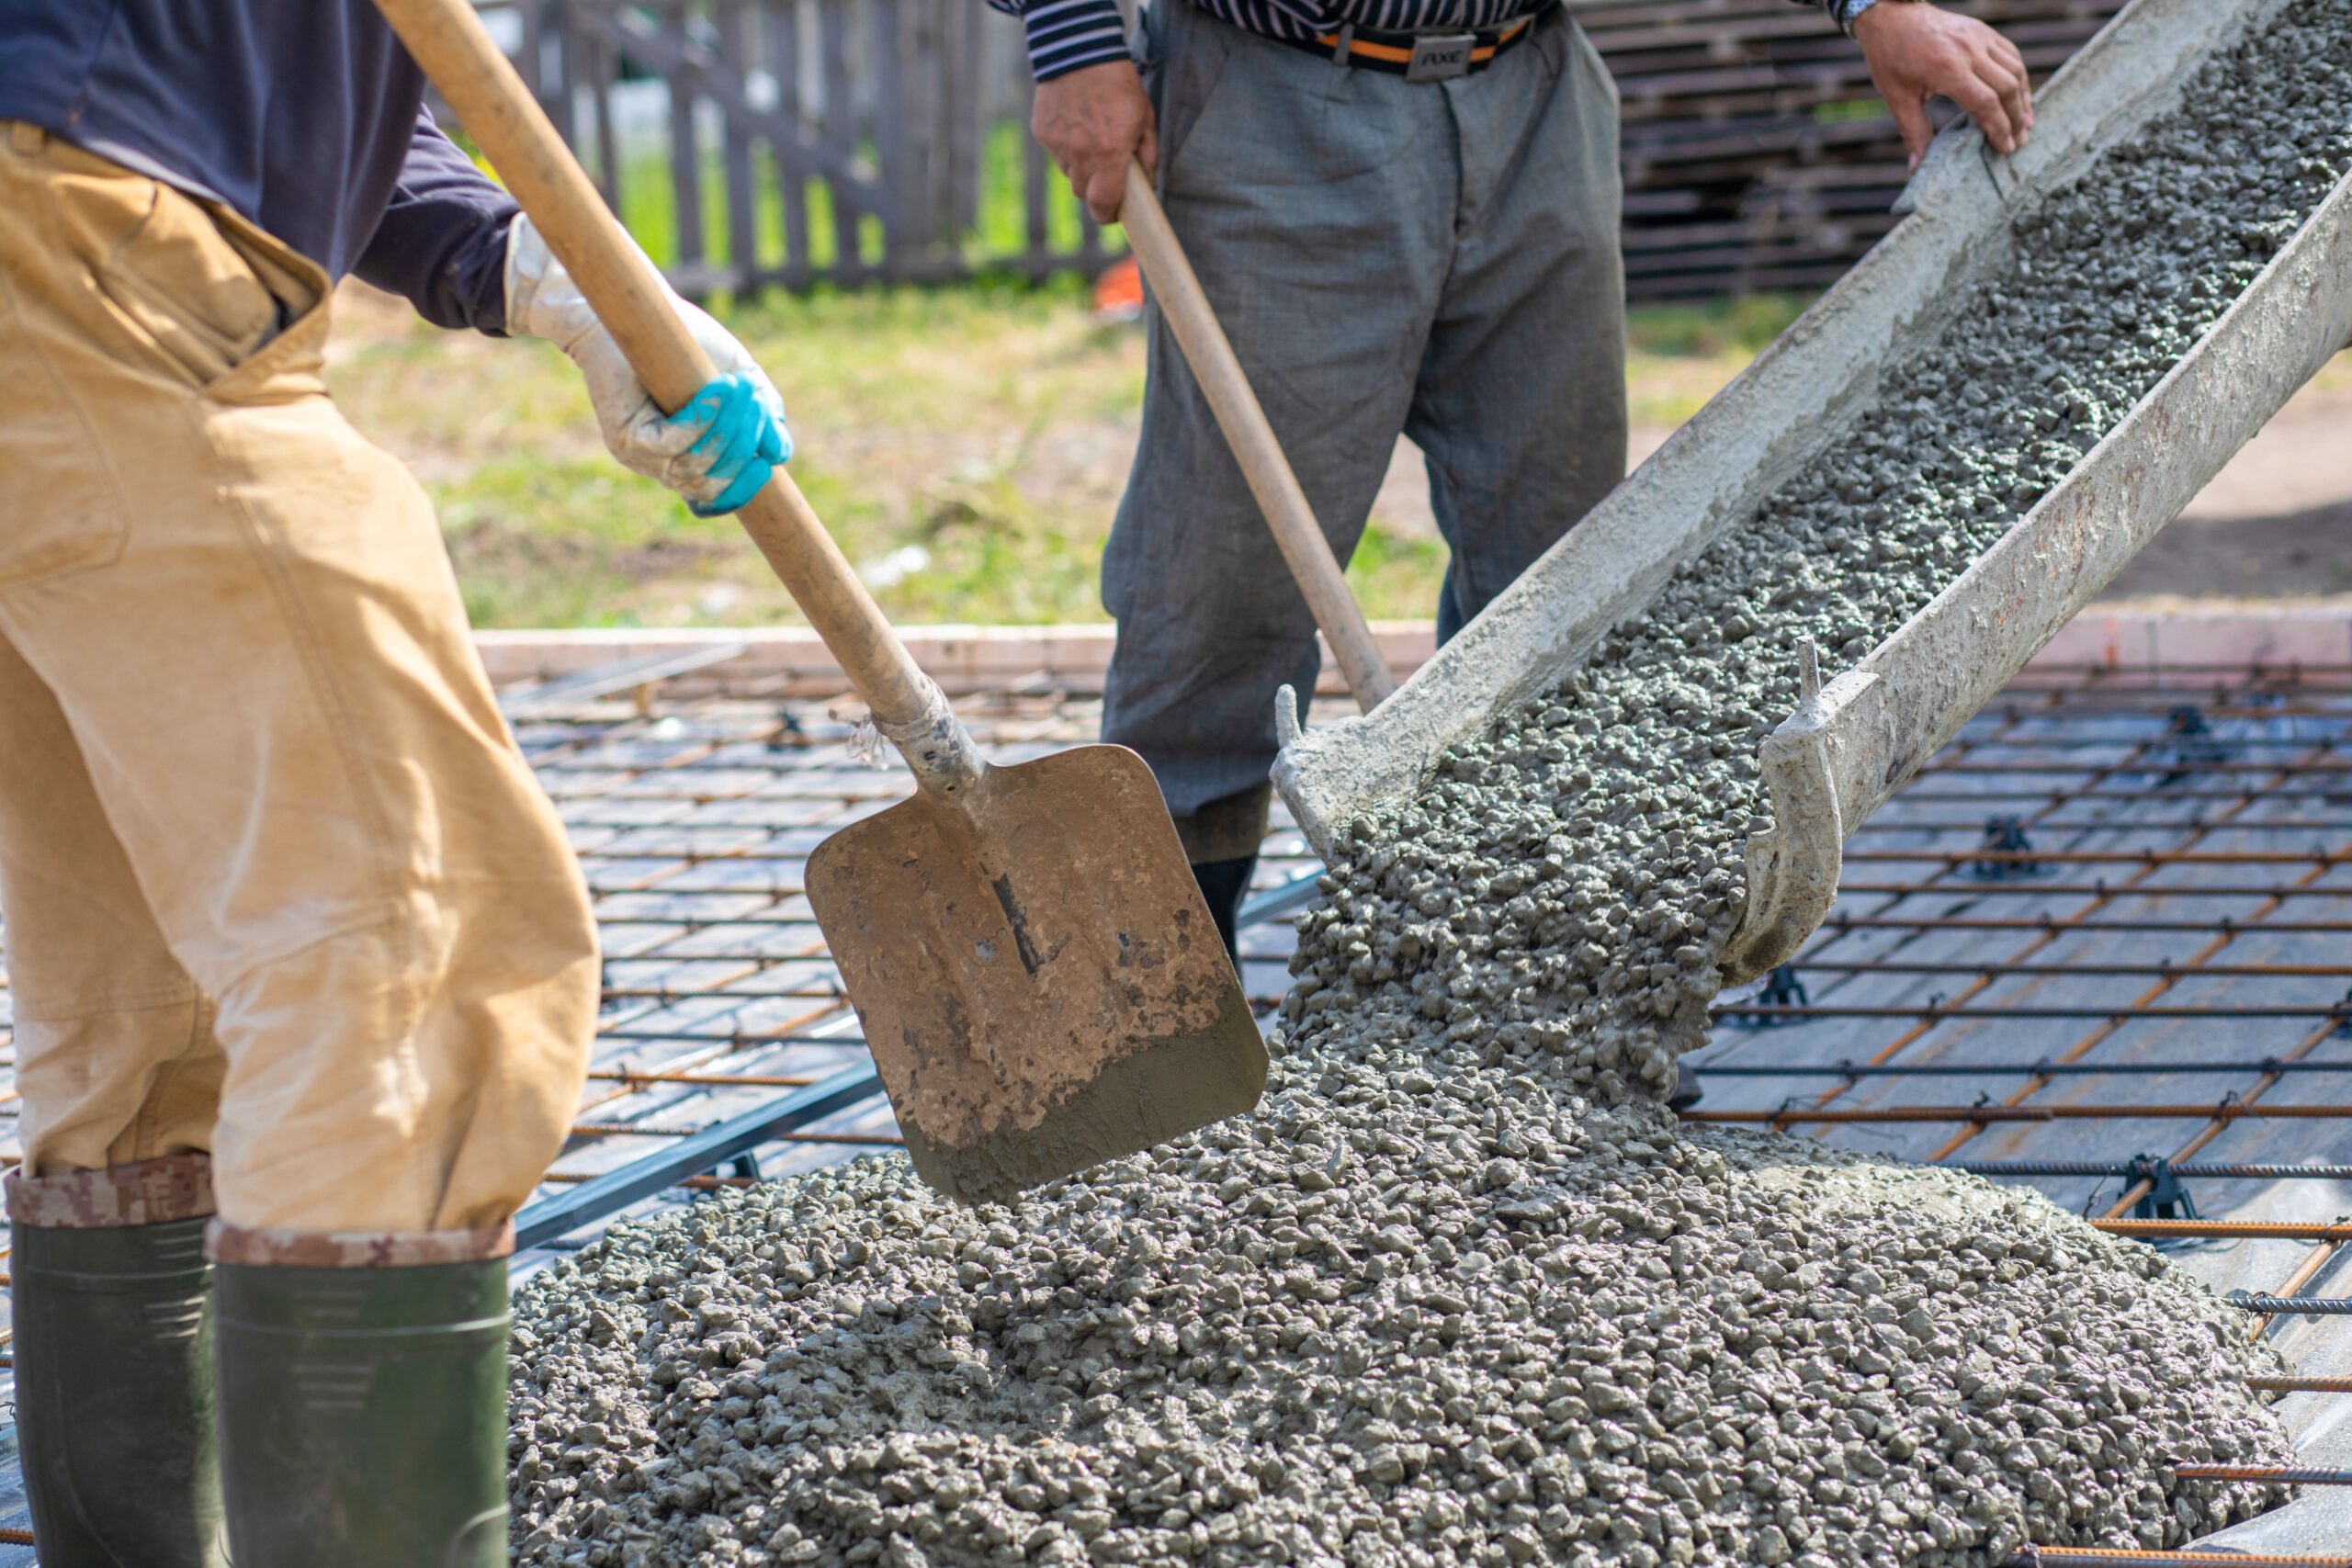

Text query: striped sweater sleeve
(987, 0), (1133, 80)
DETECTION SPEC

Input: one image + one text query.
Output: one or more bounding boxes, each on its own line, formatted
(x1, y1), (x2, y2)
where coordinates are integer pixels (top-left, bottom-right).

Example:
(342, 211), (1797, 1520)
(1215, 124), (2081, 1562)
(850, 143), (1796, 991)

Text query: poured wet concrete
(511, 1066), (2285, 1567)
(507, 5), (2352, 1563)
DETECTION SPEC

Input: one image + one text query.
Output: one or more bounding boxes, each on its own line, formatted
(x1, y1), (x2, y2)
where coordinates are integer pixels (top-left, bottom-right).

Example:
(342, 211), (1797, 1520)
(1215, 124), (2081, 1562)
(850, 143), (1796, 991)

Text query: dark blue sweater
(0, 0), (516, 332)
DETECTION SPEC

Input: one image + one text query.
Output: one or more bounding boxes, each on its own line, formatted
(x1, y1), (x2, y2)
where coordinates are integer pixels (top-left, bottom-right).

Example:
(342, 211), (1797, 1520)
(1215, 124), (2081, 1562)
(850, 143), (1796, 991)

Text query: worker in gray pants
(994, 0), (2033, 950)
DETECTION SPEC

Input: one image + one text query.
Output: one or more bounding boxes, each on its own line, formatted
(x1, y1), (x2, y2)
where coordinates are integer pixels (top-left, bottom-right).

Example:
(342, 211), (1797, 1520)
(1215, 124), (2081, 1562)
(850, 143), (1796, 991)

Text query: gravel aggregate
(509, 8), (2352, 1564)
(509, 1062), (2289, 1568)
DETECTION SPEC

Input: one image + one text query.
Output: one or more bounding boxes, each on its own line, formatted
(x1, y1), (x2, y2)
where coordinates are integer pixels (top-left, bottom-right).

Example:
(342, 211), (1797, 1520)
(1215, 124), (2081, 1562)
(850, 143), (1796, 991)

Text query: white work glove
(503, 213), (790, 514)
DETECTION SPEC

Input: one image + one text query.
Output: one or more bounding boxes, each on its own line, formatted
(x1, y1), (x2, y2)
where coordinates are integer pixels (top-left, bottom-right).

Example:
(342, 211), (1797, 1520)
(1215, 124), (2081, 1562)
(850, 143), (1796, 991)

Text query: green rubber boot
(9, 1213), (230, 1566)
(215, 1255), (510, 1567)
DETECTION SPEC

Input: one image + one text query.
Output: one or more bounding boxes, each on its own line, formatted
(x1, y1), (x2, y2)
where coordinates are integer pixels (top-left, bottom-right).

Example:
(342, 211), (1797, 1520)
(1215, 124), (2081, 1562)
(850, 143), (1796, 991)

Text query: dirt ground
(2098, 367), (2352, 599)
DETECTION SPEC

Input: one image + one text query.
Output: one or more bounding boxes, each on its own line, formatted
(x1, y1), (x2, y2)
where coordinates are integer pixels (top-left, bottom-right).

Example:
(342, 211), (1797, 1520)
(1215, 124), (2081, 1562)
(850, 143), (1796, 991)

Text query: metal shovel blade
(805, 742), (1268, 1204)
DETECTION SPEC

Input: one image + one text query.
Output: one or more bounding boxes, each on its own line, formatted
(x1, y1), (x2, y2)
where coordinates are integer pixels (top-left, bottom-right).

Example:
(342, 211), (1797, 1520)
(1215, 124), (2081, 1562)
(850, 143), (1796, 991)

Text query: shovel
(374, 0), (1267, 1204)
(1117, 161), (1396, 714)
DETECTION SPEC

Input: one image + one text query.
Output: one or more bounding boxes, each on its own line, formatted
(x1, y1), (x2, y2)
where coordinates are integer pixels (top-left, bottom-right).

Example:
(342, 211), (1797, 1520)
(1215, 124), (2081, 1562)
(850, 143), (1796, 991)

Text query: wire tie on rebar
(844, 710), (889, 769)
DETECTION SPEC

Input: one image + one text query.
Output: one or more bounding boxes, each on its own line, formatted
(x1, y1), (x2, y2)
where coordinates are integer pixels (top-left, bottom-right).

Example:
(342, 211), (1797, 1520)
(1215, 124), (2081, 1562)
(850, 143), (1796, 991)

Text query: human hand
(503, 214), (791, 515)
(1852, 2), (2033, 171)
(1033, 60), (1159, 223)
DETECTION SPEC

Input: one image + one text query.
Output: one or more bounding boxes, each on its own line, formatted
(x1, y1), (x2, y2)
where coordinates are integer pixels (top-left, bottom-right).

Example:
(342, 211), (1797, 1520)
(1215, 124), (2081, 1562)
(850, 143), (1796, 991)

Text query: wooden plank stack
(1577, 0), (2126, 298)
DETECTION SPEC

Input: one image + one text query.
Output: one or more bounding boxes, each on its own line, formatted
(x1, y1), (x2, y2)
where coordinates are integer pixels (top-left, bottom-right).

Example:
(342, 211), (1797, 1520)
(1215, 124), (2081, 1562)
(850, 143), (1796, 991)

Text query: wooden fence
(489, 0), (1107, 292)
(481, 0), (2125, 300)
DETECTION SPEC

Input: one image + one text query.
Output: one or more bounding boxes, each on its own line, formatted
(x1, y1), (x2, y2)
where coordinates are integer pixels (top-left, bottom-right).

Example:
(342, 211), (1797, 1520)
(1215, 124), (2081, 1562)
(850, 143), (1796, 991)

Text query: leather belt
(1269, 13), (1539, 81)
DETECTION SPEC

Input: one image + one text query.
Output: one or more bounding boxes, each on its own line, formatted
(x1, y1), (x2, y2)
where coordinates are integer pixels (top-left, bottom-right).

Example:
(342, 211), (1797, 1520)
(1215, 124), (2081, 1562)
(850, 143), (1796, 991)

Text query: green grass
(1625, 294), (1808, 360)
(329, 278), (1804, 630)
(1345, 524), (1453, 621)
(1623, 294), (1810, 426)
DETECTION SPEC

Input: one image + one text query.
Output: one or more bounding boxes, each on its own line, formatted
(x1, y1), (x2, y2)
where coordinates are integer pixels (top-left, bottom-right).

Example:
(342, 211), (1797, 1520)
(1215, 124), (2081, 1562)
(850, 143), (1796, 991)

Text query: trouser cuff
(1170, 783), (1272, 864)
(206, 1217), (515, 1268)
(5, 1152), (215, 1227)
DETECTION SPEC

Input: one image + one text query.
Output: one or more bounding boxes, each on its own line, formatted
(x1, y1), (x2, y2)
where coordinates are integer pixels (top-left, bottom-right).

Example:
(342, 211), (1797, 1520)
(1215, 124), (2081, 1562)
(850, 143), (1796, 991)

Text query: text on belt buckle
(1404, 31), (1476, 82)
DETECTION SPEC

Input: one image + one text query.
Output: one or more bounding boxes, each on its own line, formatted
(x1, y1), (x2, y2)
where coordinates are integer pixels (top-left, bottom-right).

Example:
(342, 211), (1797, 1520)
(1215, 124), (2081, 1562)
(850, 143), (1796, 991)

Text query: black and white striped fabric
(999, 0), (1874, 83)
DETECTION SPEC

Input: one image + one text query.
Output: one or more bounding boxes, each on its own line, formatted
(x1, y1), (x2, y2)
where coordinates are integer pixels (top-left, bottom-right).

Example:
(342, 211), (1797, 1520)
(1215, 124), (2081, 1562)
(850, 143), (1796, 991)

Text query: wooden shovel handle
(1118, 161), (1396, 715)
(374, 0), (981, 795)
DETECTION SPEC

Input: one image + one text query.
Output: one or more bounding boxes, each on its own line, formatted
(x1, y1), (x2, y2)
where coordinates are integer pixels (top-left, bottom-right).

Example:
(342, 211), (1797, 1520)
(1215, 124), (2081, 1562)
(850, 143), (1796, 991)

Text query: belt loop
(8, 121), (45, 156)
(1330, 21), (1354, 68)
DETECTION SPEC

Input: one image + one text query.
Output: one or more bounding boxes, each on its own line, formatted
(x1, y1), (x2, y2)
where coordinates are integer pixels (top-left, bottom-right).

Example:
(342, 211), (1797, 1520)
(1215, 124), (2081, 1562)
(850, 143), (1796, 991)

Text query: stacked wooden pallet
(1573, 0), (2127, 298)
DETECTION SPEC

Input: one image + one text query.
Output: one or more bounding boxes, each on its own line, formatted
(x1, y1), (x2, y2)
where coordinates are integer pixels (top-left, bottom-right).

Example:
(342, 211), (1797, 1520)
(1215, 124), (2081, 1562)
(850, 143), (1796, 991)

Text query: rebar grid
(1683, 661), (2352, 1556)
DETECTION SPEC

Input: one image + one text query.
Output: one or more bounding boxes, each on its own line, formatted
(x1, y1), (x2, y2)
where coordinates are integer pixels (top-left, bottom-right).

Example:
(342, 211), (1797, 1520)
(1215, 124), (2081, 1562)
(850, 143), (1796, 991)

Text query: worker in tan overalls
(0, 4), (786, 1562)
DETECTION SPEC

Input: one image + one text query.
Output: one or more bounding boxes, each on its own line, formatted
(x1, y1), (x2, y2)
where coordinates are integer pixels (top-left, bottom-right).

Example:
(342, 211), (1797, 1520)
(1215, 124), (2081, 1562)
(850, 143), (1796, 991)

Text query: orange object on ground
(1093, 254), (1143, 321)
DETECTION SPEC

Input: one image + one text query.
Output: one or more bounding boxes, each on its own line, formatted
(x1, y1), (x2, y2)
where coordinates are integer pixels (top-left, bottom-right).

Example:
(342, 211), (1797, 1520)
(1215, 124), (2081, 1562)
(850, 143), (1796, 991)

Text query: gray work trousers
(1100, 0), (1629, 863)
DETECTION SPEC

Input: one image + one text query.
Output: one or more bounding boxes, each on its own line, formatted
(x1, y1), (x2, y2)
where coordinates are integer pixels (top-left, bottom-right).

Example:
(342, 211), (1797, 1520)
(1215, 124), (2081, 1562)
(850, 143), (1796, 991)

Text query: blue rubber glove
(667, 372), (792, 516)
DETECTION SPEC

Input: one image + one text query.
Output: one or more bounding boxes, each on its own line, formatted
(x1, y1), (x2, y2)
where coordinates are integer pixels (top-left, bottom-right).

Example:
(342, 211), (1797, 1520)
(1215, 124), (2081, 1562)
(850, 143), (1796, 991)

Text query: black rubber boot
(1191, 855), (1257, 963)
(10, 1213), (230, 1566)
(1668, 1058), (1705, 1111)
(216, 1255), (510, 1567)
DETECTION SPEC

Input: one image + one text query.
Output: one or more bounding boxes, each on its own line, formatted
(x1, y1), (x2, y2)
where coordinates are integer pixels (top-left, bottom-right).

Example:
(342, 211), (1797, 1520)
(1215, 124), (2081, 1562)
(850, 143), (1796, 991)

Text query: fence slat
(664, 3), (707, 273)
(1022, 73), (1051, 272)
(870, 0), (908, 258)
(716, 0), (760, 291)
(586, 23), (621, 213)
(771, 0), (814, 288)
(817, 0), (862, 271)
(942, 0), (979, 237)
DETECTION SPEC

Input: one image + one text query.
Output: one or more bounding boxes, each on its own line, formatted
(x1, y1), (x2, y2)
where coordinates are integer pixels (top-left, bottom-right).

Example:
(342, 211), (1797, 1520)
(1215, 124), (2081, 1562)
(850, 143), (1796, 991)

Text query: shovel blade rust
(804, 743), (1267, 1203)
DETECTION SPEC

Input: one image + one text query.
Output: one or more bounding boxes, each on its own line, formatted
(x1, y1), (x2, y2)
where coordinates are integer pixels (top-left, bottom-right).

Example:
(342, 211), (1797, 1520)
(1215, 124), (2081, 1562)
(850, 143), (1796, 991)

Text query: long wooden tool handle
(375, 0), (981, 795)
(1119, 162), (1396, 715)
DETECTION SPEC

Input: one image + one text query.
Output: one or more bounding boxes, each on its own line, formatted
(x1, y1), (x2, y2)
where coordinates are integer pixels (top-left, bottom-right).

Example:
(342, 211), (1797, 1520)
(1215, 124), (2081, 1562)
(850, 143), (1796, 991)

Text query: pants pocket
(55, 170), (283, 392)
(1152, 0), (1242, 181)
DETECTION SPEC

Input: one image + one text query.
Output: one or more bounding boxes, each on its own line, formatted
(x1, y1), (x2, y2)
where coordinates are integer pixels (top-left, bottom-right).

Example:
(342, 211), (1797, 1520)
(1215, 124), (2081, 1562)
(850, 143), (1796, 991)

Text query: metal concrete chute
(1273, 0), (2344, 985)
(1714, 644), (1864, 985)
(1724, 147), (2352, 982)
